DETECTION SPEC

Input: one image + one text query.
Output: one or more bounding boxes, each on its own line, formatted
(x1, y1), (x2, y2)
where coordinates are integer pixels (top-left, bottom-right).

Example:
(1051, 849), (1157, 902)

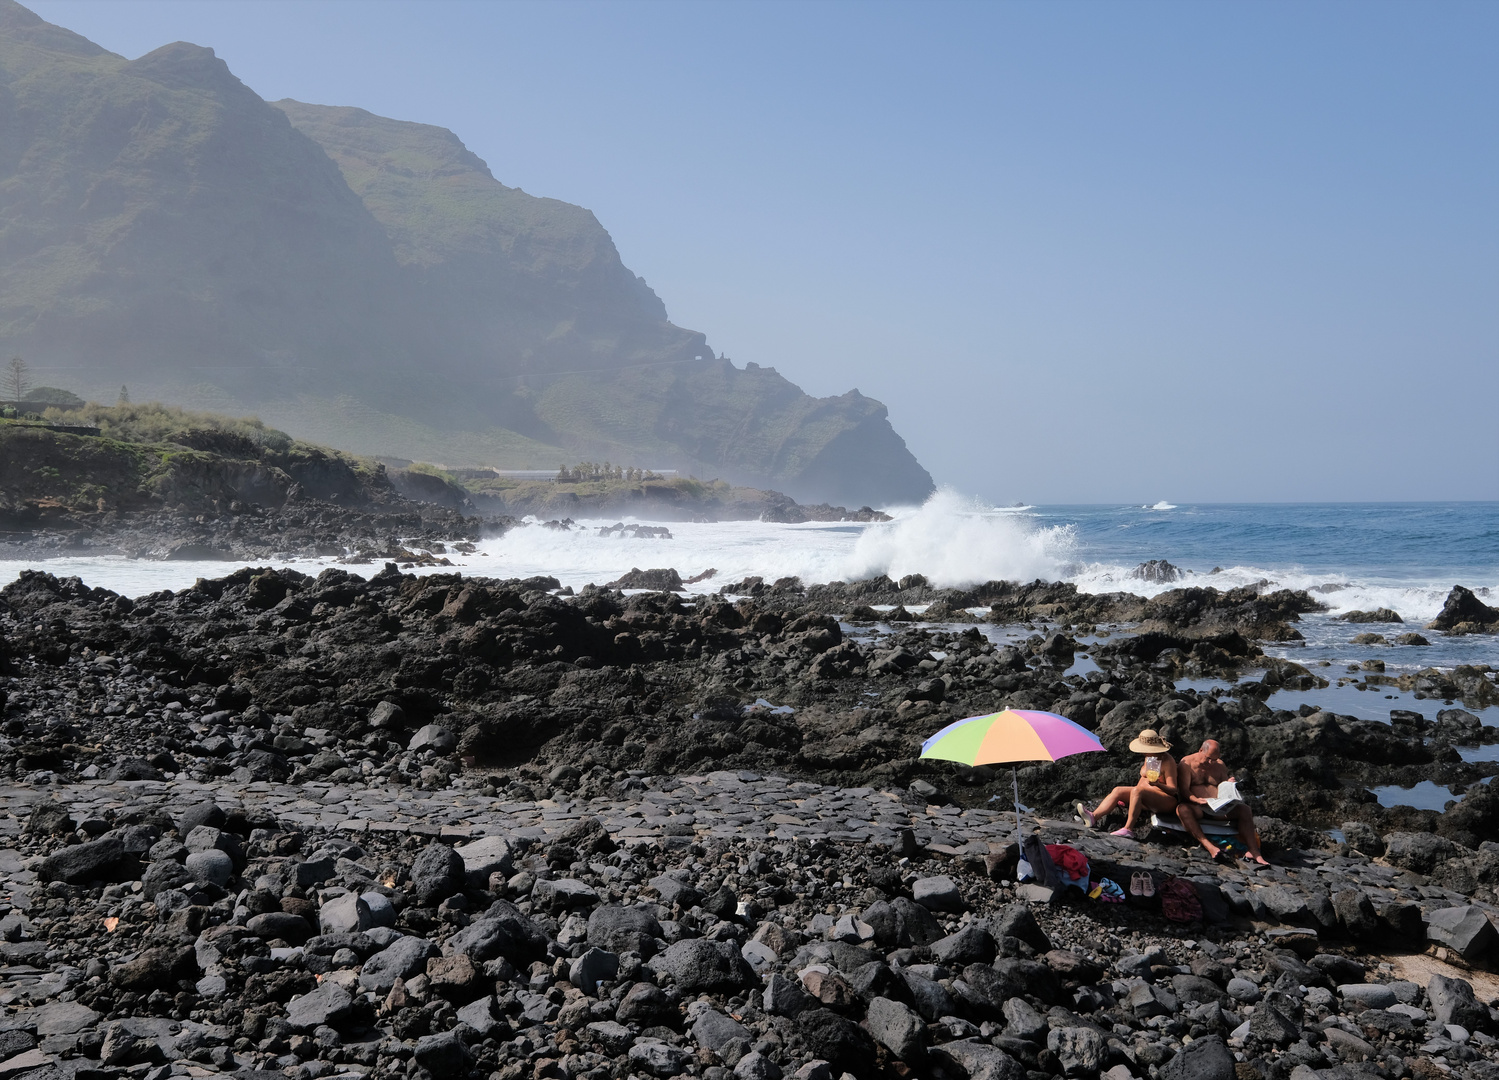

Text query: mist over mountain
(0, 0), (933, 506)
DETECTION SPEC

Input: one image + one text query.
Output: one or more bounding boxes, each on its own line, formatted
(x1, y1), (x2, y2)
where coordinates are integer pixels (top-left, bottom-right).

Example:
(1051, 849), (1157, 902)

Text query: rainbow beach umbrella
(920, 709), (1106, 838)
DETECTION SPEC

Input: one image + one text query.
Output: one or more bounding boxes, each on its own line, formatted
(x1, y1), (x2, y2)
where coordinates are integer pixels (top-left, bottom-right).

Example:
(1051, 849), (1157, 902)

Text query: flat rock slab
(29, 1001), (99, 1036)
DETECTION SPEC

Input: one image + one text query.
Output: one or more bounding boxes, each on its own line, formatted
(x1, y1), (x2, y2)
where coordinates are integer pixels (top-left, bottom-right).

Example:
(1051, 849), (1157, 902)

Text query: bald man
(1176, 739), (1269, 865)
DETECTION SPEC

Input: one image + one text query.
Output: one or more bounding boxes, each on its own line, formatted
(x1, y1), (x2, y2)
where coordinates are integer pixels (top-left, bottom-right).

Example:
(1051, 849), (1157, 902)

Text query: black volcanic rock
(1426, 585), (1499, 633)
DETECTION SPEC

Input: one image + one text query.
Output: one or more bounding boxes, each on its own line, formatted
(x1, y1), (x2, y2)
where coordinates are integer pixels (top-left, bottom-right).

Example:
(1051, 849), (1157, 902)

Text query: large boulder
(651, 938), (755, 994)
(1427, 974), (1490, 1032)
(110, 946), (196, 992)
(930, 925), (997, 966)
(447, 900), (550, 965)
(141, 860), (194, 901)
(246, 912), (312, 944)
(1048, 1027), (1107, 1078)
(358, 935), (439, 993)
(911, 875), (964, 912)
(587, 904), (664, 958)
(1382, 831), (1462, 874)
(1332, 889), (1379, 940)
(286, 982), (354, 1031)
(26, 803), (75, 836)
(533, 878), (599, 913)
(616, 982), (676, 1026)
(409, 842), (464, 906)
(691, 1009), (750, 1053)
(1426, 906), (1499, 962)
(990, 903), (1052, 955)
(38, 837), (130, 884)
(929, 1039), (1025, 1080)
(1426, 586), (1499, 633)
(794, 1009), (876, 1076)
(1444, 780), (1499, 850)
(413, 1031), (473, 1076)
(453, 835), (515, 886)
(860, 897), (943, 948)
(865, 997), (925, 1063)
(1158, 1034), (1235, 1080)
(556, 815), (618, 856)
(184, 849), (234, 888)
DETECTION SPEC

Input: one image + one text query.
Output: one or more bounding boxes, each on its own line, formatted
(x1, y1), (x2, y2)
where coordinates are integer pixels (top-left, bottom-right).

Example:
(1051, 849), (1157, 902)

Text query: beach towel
(1090, 877), (1126, 903)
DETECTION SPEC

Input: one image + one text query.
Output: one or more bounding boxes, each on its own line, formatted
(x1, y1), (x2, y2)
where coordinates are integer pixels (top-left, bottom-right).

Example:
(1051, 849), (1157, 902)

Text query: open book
(1205, 780), (1243, 815)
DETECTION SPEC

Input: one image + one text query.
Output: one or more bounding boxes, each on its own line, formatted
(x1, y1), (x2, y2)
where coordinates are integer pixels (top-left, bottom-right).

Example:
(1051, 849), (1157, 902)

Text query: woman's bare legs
(1122, 785), (1179, 830)
(1087, 785), (1137, 824)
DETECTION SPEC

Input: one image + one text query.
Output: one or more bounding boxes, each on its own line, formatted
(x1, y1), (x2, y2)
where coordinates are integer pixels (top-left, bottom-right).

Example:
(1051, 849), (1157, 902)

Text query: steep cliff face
(0, 6), (408, 393)
(0, 1), (934, 506)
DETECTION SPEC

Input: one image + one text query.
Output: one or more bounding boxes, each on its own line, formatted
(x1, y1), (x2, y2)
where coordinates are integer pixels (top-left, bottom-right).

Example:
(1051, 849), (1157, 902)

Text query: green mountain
(0, 1), (933, 506)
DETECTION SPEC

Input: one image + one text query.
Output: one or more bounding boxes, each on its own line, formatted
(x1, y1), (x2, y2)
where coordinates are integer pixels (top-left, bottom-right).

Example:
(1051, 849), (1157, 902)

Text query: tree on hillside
(118, 385), (130, 404)
(22, 386), (84, 408)
(5, 356), (28, 404)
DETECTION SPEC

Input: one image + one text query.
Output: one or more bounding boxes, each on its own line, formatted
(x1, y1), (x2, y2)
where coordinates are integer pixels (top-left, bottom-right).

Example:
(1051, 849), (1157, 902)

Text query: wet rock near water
(0, 566), (1495, 851)
(1427, 588), (1499, 636)
(0, 496), (492, 567)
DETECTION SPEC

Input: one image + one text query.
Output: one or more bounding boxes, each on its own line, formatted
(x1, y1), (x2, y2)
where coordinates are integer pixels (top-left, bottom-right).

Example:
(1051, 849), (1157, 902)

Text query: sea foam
(837, 488), (1075, 586)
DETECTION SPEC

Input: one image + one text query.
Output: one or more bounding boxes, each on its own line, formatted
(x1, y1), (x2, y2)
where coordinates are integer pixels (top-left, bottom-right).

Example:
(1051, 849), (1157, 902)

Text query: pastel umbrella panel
(920, 709), (1107, 839)
(920, 709), (1106, 765)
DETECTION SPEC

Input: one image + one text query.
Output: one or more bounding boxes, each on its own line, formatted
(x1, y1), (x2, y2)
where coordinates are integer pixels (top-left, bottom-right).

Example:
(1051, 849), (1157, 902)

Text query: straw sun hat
(1128, 729), (1171, 754)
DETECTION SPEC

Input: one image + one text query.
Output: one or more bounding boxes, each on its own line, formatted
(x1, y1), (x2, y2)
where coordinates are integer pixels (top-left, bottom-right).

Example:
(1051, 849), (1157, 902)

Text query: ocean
(3, 493), (1495, 721)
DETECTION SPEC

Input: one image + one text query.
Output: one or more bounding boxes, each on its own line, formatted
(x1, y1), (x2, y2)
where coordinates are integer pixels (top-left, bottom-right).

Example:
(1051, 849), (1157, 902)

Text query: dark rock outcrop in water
(1132, 560), (1183, 584)
(2, 567), (1499, 1079)
(0, 1), (933, 507)
(1427, 586), (1499, 635)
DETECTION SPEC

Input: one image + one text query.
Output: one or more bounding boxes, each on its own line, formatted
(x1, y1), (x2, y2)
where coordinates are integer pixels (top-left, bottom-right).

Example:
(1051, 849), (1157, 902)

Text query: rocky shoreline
(0, 765), (1495, 1080)
(0, 562), (1496, 1080)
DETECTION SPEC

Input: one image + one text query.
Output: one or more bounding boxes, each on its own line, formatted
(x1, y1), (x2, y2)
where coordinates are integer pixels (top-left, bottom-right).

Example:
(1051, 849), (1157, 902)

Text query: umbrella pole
(1013, 766), (1022, 841)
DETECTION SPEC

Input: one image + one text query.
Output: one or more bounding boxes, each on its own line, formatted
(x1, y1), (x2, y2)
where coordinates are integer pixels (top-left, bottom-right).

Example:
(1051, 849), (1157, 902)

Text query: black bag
(1018, 832), (1063, 888)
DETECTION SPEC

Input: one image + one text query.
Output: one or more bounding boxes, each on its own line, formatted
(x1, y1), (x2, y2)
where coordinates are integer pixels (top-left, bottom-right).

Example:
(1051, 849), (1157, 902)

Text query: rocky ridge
(0, 570), (1495, 843)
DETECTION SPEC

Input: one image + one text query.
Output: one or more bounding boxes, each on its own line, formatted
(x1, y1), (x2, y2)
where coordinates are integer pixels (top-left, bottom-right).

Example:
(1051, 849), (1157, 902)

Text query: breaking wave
(837, 489), (1076, 587)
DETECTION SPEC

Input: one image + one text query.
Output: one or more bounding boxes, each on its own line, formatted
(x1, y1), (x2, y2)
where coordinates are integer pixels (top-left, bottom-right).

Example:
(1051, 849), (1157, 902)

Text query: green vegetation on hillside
(0, 403), (392, 513)
(41, 401), (295, 452)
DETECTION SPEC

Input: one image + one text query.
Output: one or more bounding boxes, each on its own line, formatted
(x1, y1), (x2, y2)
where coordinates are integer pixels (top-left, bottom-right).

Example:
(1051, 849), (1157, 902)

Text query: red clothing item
(1045, 844), (1090, 882)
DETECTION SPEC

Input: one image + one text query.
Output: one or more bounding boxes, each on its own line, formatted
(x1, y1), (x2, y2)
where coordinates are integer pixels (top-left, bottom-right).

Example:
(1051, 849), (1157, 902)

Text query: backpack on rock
(1159, 876), (1203, 923)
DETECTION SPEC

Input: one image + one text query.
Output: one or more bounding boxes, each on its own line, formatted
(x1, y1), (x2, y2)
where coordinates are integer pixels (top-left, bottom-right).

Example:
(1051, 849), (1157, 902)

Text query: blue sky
(30, 0), (1498, 503)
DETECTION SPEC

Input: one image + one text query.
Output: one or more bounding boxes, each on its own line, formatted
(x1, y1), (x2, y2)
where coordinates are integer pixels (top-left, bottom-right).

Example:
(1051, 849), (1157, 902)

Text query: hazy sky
(30, 0), (1498, 503)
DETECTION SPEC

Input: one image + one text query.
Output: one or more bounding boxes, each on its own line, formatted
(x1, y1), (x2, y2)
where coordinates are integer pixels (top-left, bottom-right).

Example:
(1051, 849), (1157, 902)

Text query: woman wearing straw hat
(1074, 729), (1178, 839)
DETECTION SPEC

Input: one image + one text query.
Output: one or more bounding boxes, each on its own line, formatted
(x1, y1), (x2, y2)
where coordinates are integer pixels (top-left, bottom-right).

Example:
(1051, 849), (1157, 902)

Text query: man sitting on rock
(1175, 739), (1269, 865)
